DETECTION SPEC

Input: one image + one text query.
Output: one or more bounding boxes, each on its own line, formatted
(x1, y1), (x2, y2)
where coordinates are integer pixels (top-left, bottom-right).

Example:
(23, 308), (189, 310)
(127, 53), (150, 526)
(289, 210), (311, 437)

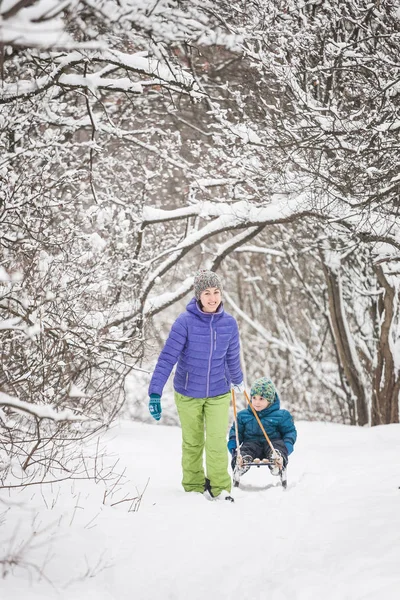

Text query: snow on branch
(143, 277), (193, 315)
(142, 199), (400, 253)
(138, 197), (317, 307)
(142, 228), (266, 317)
(233, 245), (286, 258)
(143, 205), (200, 224)
(58, 48), (201, 96)
(0, 0), (103, 50)
(0, 48), (199, 103)
(0, 392), (88, 422)
(0, 316), (23, 331)
(142, 196), (308, 225)
(100, 49), (199, 93)
(0, 52), (86, 103)
(85, 0), (242, 49)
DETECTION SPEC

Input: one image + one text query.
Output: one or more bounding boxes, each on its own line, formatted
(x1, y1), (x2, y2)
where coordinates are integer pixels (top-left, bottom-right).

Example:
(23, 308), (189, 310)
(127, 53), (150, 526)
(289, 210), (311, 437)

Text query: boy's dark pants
(232, 439), (288, 471)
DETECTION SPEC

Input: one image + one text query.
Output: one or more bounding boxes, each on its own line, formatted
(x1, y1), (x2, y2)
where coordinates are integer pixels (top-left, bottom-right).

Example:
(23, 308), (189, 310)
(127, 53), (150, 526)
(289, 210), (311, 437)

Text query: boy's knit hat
(193, 269), (222, 300)
(250, 377), (276, 403)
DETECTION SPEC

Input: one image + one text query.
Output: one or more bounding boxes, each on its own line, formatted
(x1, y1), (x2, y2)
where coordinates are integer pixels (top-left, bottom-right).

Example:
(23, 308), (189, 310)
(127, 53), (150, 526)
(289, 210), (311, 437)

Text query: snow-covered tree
(0, 0), (231, 481)
(1, 0), (399, 437)
(133, 0), (400, 425)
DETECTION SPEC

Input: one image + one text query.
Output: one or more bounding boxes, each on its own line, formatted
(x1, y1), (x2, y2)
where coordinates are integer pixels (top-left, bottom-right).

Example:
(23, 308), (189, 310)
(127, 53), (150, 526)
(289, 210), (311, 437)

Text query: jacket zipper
(206, 316), (214, 397)
(185, 372), (189, 390)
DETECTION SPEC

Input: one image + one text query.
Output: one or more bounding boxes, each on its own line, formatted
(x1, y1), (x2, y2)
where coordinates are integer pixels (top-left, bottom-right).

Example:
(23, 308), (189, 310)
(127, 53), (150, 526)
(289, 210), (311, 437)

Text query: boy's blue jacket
(228, 394), (297, 454)
(149, 297), (243, 399)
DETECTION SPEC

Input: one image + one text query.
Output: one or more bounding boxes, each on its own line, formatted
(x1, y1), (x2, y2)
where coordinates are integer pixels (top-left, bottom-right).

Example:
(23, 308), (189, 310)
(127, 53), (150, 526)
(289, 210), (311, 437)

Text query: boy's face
(251, 394), (271, 411)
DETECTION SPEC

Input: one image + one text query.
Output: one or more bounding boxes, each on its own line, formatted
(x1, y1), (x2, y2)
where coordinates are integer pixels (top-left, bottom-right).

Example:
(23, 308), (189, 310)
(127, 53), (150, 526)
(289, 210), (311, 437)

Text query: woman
(148, 269), (244, 501)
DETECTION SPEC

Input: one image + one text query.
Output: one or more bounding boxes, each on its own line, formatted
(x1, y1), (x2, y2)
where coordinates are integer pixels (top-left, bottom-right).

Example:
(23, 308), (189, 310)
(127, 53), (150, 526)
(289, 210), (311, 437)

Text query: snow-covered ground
(2, 420), (400, 600)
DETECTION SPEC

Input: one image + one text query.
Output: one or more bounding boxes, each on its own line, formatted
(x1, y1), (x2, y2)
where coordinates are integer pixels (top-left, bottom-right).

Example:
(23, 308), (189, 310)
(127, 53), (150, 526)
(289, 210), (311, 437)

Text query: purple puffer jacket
(148, 298), (243, 399)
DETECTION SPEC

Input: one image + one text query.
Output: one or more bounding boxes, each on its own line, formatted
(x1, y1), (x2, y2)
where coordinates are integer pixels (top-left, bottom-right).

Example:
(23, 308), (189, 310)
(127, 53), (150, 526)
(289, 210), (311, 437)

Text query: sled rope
(231, 388), (242, 462)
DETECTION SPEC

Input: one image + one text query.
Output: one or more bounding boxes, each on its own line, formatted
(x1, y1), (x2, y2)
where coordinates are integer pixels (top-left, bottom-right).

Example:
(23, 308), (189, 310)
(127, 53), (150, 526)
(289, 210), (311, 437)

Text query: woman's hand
(232, 381), (245, 393)
(149, 394), (162, 421)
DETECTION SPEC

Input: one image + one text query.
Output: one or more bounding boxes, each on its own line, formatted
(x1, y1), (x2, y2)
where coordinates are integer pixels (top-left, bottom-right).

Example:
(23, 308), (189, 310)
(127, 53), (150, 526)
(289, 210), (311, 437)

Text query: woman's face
(199, 287), (221, 313)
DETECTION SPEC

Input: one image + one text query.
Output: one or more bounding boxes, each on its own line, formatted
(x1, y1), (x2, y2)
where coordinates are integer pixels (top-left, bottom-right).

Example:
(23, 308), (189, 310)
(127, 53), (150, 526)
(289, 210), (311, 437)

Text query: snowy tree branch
(0, 392), (88, 422)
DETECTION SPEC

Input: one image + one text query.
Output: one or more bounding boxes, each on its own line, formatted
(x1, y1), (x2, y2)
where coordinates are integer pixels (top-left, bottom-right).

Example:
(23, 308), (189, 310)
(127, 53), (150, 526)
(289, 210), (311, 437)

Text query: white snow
(143, 196), (307, 229)
(102, 49), (199, 93)
(59, 73), (144, 94)
(1, 419), (400, 599)
(0, 316), (22, 330)
(68, 383), (87, 399)
(234, 245), (286, 257)
(143, 278), (193, 313)
(229, 122), (262, 144)
(0, 266), (10, 281)
(88, 232), (107, 252)
(0, 0), (103, 50)
(0, 2), (71, 48)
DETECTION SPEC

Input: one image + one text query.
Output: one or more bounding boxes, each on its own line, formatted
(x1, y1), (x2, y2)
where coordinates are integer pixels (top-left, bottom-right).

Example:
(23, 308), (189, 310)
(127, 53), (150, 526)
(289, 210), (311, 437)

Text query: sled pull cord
(243, 389), (277, 454)
(231, 388), (242, 462)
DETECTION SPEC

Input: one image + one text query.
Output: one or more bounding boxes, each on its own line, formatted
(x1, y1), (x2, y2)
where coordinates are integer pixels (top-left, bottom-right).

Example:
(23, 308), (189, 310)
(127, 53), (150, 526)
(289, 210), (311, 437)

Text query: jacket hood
(186, 297), (224, 319)
(247, 393), (281, 417)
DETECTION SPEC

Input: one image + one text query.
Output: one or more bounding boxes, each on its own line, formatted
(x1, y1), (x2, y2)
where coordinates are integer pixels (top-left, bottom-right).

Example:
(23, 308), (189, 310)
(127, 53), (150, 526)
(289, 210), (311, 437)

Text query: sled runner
(231, 389), (288, 489)
(232, 457), (287, 489)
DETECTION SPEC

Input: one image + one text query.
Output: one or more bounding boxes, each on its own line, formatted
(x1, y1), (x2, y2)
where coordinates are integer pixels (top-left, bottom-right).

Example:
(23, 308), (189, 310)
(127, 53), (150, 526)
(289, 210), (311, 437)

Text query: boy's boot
(238, 454), (253, 475)
(269, 449), (284, 476)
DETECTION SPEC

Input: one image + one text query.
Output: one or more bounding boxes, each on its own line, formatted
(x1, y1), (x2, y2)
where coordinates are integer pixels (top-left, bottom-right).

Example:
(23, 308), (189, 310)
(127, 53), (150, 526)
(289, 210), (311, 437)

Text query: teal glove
(149, 394), (162, 421)
(227, 439), (237, 455)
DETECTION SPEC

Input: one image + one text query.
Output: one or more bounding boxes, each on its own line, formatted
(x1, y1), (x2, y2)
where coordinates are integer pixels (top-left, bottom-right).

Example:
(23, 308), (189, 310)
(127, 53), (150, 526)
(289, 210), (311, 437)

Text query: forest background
(1, 0), (400, 509)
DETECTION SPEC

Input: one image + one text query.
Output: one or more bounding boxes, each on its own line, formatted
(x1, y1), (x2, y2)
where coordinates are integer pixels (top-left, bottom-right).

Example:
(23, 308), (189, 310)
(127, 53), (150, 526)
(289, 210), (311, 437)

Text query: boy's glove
(285, 442), (294, 455)
(230, 449), (237, 471)
(148, 394), (162, 421)
(227, 440), (237, 455)
(232, 381), (245, 393)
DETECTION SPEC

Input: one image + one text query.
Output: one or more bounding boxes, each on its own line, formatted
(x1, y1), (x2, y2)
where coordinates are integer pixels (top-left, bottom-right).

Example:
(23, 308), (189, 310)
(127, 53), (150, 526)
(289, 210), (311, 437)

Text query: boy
(228, 377), (297, 475)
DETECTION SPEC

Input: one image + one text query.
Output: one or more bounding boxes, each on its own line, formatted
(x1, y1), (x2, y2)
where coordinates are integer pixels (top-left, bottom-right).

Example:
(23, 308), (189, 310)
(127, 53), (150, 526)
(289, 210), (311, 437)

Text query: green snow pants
(174, 391), (231, 496)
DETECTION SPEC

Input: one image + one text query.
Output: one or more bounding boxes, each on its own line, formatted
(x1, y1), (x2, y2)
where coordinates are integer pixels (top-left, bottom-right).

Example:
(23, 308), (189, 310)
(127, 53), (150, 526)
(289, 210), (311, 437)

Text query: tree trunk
(319, 249), (369, 426)
(371, 265), (400, 425)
